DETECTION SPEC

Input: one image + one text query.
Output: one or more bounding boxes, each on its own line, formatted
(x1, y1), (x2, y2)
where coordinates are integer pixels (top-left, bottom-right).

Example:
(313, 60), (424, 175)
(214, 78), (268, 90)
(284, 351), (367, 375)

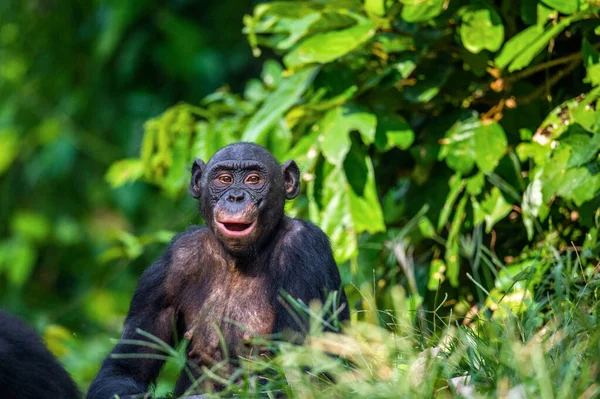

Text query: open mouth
(222, 222), (252, 232)
(215, 220), (256, 238)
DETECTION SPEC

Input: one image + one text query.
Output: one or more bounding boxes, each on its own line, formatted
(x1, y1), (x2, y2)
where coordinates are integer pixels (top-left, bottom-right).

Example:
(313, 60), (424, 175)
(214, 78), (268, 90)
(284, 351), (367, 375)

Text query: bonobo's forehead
(210, 160), (267, 173)
(207, 143), (280, 170)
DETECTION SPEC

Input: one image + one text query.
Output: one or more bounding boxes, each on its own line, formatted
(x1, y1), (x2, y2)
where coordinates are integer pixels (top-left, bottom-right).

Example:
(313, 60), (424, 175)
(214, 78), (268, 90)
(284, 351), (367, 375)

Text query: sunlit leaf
(466, 172), (485, 196)
(344, 137), (385, 234)
(446, 195), (467, 287)
(460, 6), (504, 54)
(559, 124), (600, 168)
(319, 104), (377, 166)
(439, 119), (507, 174)
(495, 26), (544, 69)
(105, 159), (145, 188)
(1, 238), (37, 287)
(582, 39), (600, 86)
(365, 0), (386, 16)
(11, 211), (51, 243)
(374, 113), (415, 151)
(242, 66), (317, 143)
(438, 174), (465, 231)
(507, 13), (579, 72)
(427, 259), (446, 290)
(401, 0), (445, 23)
(540, 0), (578, 14)
(475, 187), (513, 233)
(284, 17), (375, 67)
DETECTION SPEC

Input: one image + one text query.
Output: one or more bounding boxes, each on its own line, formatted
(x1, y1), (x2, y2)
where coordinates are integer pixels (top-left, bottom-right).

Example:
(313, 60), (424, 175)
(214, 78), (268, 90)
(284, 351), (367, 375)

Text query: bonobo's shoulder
(143, 226), (209, 275)
(169, 225), (210, 248)
(284, 218), (330, 247)
(169, 225), (213, 264)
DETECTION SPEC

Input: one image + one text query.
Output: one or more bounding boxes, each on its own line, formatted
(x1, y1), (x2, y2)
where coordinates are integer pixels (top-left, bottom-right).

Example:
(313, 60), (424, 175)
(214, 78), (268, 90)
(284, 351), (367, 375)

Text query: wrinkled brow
(210, 160), (268, 173)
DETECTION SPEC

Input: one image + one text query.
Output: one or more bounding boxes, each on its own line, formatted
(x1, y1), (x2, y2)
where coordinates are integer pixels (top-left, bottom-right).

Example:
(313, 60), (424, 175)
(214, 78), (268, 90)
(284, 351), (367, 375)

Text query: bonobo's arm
(273, 220), (350, 336)
(87, 251), (177, 399)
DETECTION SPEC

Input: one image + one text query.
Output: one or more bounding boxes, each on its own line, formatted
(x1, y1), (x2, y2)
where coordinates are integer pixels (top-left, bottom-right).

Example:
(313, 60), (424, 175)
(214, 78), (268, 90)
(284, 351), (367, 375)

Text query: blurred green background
(0, 0), (265, 388)
(1, 0), (599, 396)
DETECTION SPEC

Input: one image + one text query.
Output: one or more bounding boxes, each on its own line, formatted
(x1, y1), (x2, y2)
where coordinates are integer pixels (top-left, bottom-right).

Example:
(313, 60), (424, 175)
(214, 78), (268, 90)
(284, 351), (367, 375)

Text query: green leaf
(242, 66), (317, 143)
(162, 129), (193, 198)
(439, 119), (507, 174)
(244, 3), (323, 53)
(537, 3), (556, 26)
(374, 113), (415, 151)
(282, 130), (320, 171)
(344, 137), (386, 233)
(572, 87), (600, 132)
(374, 33), (415, 53)
(495, 26), (544, 69)
(582, 39), (600, 86)
(521, 171), (543, 239)
(438, 174), (465, 231)
(507, 13), (578, 72)
(561, 165), (600, 206)
(393, 54), (418, 78)
(365, 0), (386, 16)
(540, 0), (578, 14)
(474, 121), (508, 172)
(190, 121), (218, 163)
(445, 194), (468, 287)
(476, 187), (513, 233)
(284, 17), (375, 68)
(317, 139), (385, 263)
(466, 172), (485, 195)
(427, 259), (447, 290)
(0, 239), (37, 287)
(261, 60), (284, 88)
(105, 158), (145, 188)
(460, 6), (505, 54)
(11, 211), (51, 242)
(319, 104), (377, 166)
(419, 217), (436, 238)
(268, 119), (293, 161)
(538, 146), (600, 207)
(401, 0), (445, 23)
(320, 173), (356, 264)
(560, 124), (600, 167)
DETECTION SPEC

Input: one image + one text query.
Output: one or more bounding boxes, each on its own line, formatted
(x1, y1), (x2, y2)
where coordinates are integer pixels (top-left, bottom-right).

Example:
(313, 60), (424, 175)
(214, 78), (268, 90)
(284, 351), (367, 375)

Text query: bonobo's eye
(216, 174), (233, 185)
(245, 174), (262, 185)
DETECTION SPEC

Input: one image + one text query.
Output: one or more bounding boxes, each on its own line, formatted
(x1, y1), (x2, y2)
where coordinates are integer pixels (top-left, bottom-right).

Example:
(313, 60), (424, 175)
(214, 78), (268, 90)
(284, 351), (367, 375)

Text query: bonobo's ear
(189, 158), (206, 199)
(282, 160), (300, 200)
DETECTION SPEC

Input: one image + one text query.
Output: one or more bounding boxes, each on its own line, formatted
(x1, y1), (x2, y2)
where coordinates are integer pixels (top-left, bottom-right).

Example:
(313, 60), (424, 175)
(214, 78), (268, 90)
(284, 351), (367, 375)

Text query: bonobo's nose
(226, 190), (245, 202)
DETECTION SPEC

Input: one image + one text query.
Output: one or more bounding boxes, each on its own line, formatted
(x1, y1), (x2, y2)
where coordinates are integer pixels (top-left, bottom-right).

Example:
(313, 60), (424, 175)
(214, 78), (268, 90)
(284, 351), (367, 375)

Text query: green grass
(119, 249), (600, 399)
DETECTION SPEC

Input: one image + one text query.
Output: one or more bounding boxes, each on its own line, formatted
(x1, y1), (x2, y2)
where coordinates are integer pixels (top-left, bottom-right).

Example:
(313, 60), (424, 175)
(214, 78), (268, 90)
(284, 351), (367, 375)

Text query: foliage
(0, 0), (599, 396)
(108, 0), (600, 314)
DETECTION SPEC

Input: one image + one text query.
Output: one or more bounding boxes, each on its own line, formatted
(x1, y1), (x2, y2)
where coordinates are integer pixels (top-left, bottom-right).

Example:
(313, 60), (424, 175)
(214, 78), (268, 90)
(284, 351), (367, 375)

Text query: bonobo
(0, 311), (80, 399)
(87, 143), (349, 398)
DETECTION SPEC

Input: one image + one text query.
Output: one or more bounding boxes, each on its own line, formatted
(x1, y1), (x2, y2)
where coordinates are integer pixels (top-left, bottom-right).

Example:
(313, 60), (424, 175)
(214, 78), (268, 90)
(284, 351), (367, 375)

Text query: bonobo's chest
(179, 262), (275, 365)
(167, 228), (278, 366)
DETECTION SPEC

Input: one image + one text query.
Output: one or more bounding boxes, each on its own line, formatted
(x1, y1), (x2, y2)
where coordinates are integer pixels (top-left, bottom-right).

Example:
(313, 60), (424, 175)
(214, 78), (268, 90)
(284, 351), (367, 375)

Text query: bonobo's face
(189, 143), (300, 257)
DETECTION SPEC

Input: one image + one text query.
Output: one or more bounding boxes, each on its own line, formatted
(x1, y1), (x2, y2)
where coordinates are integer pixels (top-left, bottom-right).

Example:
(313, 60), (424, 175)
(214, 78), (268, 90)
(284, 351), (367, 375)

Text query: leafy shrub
(107, 0), (600, 321)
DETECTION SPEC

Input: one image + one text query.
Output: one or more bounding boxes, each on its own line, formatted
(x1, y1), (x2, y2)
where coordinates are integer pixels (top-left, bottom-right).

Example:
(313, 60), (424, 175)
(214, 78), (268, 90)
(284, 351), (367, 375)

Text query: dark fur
(0, 311), (80, 399)
(87, 143), (349, 398)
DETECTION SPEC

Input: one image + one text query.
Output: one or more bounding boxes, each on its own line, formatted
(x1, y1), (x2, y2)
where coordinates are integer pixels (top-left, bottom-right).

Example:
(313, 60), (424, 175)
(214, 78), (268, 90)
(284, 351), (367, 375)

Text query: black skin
(87, 143), (350, 399)
(0, 311), (81, 399)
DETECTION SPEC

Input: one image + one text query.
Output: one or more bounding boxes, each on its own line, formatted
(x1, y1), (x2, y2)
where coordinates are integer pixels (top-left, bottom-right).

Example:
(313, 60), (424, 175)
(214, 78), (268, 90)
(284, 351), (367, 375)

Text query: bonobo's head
(189, 143), (300, 257)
